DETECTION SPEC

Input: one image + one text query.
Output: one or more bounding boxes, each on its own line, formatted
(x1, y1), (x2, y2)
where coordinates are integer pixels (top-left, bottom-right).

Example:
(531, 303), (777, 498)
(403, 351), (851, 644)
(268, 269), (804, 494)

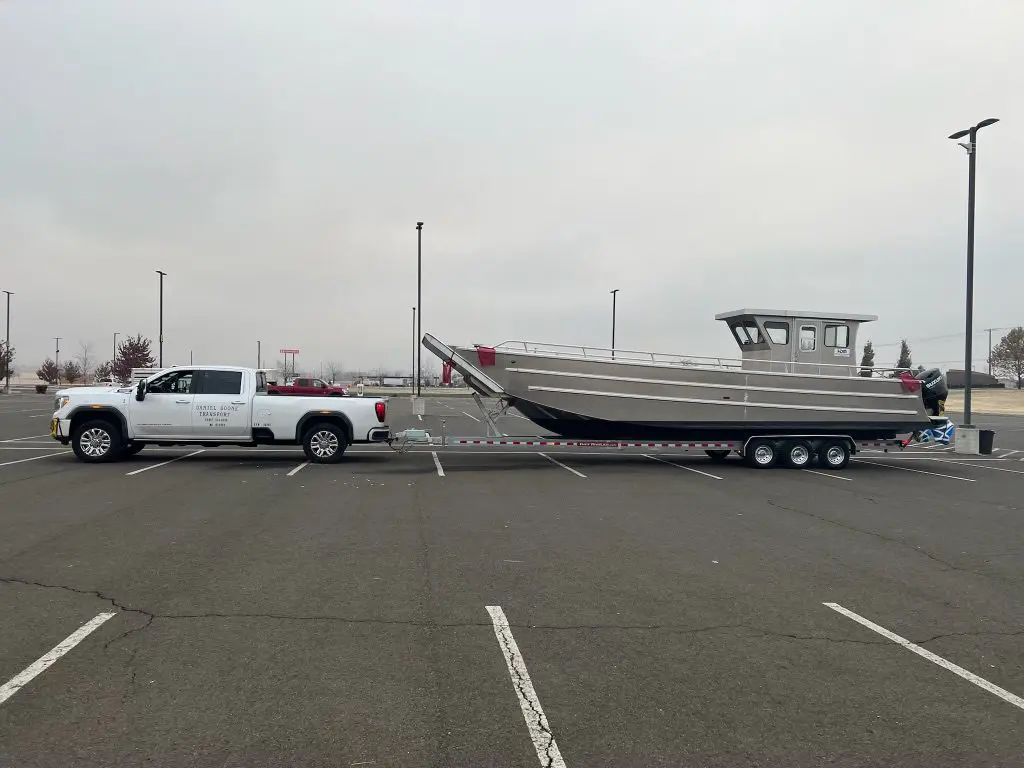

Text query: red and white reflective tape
(449, 439), (739, 449)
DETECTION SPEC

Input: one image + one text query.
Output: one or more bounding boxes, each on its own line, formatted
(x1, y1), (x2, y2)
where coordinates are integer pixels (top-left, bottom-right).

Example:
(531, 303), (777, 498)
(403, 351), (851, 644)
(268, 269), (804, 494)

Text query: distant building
(945, 369), (1005, 389)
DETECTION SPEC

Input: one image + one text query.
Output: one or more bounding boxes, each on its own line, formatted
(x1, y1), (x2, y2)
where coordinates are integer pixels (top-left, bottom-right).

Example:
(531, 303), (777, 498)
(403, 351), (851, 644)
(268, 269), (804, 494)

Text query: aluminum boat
(422, 309), (945, 441)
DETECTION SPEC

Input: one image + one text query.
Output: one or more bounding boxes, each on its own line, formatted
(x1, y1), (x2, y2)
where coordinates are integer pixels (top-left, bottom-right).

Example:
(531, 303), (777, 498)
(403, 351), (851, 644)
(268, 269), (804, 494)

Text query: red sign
(279, 348), (300, 354)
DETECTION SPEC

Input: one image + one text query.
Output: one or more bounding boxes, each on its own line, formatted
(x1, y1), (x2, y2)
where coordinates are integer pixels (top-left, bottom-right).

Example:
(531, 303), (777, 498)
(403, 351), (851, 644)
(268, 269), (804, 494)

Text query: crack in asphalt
(763, 499), (997, 579)
(5, 576), (1021, 652)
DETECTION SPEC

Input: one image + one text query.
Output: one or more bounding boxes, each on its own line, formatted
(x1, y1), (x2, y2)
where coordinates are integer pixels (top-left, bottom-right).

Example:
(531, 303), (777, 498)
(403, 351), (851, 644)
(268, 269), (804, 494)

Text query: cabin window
(824, 324), (850, 348)
(799, 325), (816, 352)
(763, 321), (790, 345)
(730, 320), (764, 346)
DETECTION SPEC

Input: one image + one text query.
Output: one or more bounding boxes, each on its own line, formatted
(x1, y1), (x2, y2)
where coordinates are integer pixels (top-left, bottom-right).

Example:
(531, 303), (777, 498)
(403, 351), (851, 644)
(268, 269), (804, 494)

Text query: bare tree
(76, 340), (95, 384)
(325, 361), (342, 383)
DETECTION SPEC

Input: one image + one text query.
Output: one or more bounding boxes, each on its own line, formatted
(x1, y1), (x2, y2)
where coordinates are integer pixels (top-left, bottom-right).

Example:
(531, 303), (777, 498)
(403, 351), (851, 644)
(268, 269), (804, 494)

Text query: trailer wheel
(302, 422), (348, 464)
(745, 439), (778, 469)
(705, 449), (730, 462)
(818, 439), (851, 470)
(781, 440), (813, 469)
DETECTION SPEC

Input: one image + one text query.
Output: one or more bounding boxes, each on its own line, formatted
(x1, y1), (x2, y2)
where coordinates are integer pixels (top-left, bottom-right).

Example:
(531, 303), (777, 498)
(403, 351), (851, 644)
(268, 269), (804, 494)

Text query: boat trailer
(387, 393), (909, 470)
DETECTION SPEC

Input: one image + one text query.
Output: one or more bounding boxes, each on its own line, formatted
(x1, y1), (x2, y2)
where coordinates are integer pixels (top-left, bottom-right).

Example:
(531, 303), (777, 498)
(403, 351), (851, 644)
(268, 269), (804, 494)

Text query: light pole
(2, 290), (11, 393)
(257, 340), (261, 369)
(54, 337), (61, 385)
(156, 270), (167, 367)
(411, 306), (416, 388)
(948, 117), (999, 428)
(416, 222), (423, 397)
(610, 289), (619, 358)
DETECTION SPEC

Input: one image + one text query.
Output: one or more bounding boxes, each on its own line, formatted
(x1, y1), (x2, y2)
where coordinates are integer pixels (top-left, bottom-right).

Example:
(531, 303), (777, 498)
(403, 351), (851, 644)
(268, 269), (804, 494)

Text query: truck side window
(148, 371), (194, 394)
(198, 370), (243, 395)
(313, 380), (326, 388)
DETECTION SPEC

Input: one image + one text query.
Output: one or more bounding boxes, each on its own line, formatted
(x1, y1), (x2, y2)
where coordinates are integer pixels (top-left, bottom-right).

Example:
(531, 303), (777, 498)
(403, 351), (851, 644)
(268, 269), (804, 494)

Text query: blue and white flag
(916, 419), (955, 445)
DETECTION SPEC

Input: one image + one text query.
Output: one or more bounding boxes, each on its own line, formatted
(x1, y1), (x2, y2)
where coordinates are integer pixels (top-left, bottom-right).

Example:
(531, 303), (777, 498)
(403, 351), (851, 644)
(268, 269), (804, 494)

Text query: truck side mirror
(135, 380), (147, 401)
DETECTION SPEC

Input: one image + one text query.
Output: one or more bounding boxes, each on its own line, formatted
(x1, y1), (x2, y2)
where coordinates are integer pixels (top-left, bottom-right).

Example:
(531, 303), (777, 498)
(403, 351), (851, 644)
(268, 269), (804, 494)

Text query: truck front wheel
(71, 420), (123, 463)
(302, 422), (348, 463)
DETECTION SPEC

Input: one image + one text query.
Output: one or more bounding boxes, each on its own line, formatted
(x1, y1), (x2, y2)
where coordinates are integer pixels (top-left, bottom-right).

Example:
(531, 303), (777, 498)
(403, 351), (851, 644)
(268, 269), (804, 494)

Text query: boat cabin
(713, 309), (877, 376)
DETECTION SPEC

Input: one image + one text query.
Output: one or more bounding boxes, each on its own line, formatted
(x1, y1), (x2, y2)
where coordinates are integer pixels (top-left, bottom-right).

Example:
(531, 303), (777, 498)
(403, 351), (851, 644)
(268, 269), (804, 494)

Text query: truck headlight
(55, 396), (71, 411)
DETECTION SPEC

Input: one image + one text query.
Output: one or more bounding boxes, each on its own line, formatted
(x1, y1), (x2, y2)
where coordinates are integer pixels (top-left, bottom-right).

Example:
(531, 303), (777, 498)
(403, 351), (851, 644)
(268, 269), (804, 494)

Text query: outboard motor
(915, 367), (948, 416)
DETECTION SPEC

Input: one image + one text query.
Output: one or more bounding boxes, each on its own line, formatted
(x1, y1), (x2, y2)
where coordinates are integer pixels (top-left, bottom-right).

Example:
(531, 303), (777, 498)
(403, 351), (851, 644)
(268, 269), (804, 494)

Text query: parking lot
(2, 393), (1024, 766)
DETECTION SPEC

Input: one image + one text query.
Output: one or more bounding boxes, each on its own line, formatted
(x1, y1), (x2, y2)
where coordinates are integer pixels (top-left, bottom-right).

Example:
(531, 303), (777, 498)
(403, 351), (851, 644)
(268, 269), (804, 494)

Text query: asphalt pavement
(1, 392), (1023, 766)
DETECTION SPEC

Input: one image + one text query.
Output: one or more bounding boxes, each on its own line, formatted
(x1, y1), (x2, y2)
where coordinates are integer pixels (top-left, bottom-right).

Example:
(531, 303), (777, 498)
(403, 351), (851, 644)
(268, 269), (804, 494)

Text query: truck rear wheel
(745, 438), (777, 468)
(71, 420), (122, 463)
(302, 422), (348, 463)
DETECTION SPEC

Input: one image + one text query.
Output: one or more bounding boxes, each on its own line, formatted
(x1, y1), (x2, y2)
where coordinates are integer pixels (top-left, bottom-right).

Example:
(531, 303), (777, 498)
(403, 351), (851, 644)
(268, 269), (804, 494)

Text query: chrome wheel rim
(753, 445), (774, 465)
(80, 428), (112, 458)
(310, 430), (339, 458)
(825, 446), (846, 466)
(790, 445), (810, 466)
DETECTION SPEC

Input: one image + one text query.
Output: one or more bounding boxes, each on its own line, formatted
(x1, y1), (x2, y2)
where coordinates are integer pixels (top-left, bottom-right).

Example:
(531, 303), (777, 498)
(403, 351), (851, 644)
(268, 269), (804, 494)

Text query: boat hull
(452, 344), (934, 439)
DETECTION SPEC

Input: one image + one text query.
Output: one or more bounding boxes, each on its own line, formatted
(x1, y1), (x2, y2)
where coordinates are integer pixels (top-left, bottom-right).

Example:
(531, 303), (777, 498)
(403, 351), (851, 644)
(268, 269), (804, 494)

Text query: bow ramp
(421, 334), (506, 399)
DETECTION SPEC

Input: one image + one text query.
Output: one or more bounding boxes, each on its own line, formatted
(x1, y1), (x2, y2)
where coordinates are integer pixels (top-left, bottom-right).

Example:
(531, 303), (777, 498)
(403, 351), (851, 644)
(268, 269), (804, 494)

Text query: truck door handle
(176, 399), (190, 404)
(231, 401), (246, 405)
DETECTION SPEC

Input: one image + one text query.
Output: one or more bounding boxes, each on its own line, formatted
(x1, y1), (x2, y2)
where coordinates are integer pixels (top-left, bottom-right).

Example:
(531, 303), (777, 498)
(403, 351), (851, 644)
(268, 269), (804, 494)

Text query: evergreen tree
(859, 340), (875, 377)
(894, 339), (912, 371)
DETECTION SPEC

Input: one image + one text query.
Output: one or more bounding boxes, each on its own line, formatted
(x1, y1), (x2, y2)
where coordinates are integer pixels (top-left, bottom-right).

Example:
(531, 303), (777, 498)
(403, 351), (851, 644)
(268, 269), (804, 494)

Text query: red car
(266, 377), (347, 397)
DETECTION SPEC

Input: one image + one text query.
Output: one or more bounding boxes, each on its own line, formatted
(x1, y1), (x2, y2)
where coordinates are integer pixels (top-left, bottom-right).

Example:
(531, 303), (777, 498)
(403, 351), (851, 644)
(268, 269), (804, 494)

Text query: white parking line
(485, 606), (567, 768)
(461, 411), (481, 422)
(0, 612), (117, 706)
(538, 452), (586, 477)
(286, 461), (309, 477)
(643, 453), (723, 480)
(852, 459), (975, 482)
(125, 449), (205, 476)
(935, 458), (1024, 476)
(0, 446), (69, 451)
(1001, 450), (1020, 458)
(824, 603), (1024, 711)
(0, 435), (50, 442)
(0, 452), (69, 468)
(804, 468), (853, 482)
(431, 451), (445, 477)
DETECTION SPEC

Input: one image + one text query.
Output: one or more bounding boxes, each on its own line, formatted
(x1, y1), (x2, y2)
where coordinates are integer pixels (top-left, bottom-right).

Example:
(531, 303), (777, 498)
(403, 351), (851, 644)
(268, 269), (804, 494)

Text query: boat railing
(492, 340), (921, 378)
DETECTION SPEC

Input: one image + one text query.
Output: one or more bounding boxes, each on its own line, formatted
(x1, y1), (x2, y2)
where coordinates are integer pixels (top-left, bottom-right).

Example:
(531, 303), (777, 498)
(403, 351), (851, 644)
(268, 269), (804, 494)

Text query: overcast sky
(2, 0), (1022, 375)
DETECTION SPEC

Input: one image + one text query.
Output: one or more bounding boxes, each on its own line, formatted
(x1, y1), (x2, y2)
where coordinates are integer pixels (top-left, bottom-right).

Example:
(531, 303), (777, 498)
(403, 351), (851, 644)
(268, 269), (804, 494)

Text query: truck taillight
(375, 401), (386, 423)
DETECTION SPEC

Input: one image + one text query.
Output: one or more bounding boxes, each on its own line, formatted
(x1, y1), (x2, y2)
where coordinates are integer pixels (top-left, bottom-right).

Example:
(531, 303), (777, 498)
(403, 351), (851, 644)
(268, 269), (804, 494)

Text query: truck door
(192, 370), (251, 440)
(131, 369), (195, 438)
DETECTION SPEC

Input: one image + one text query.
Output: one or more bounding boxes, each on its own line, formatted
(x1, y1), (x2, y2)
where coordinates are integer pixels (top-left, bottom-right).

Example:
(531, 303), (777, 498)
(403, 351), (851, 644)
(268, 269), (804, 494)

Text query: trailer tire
(781, 440), (813, 469)
(818, 439), (851, 470)
(705, 449), (730, 462)
(745, 438), (778, 469)
(302, 422), (348, 464)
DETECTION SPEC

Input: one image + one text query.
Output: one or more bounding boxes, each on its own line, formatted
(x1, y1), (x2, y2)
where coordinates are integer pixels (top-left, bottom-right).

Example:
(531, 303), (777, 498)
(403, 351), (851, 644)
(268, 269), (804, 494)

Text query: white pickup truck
(50, 365), (392, 464)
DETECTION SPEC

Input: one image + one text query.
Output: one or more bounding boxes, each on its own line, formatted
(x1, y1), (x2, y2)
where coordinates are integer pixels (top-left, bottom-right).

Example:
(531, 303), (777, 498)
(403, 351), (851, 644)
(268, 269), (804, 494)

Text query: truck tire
(71, 420), (122, 463)
(302, 422), (348, 464)
(745, 438), (778, 469)
(818, 439), (851, 470)
(781, 440), (813, 469)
